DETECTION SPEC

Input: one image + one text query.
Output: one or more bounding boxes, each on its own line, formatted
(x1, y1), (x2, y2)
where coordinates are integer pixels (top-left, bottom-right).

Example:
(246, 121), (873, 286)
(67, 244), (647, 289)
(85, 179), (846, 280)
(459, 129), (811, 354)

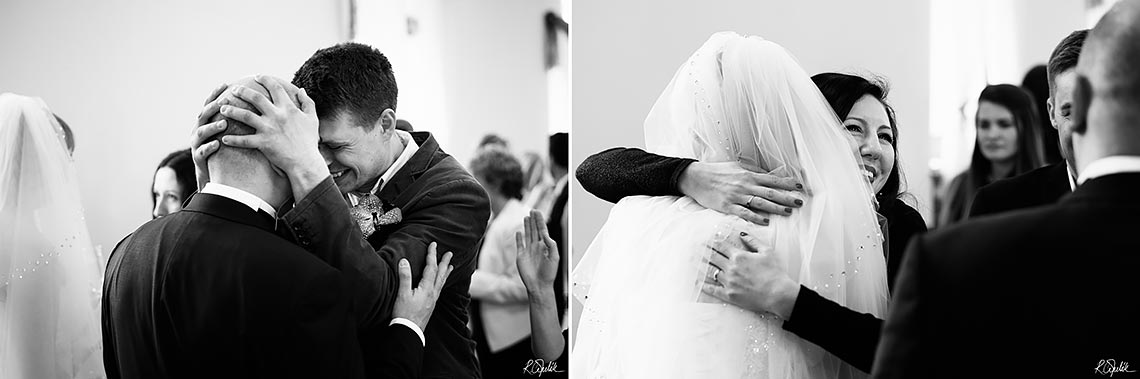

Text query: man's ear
(1071, 75), (1092, 135)
(375, 109), (397, 134)
(1046, 96), (1058, 130)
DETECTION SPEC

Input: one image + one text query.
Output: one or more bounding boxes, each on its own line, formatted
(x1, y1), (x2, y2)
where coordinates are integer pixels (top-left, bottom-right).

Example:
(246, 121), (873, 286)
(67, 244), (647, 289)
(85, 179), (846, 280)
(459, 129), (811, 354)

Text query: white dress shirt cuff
(389, 318), (426, 347)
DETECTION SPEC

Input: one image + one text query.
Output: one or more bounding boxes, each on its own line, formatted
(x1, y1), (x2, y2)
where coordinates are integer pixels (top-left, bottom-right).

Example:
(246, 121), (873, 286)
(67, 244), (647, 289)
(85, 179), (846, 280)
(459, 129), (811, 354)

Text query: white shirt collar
(201, 182), (278, 218)
(1076, 155), (1140, 185)
(347, 130), (419, 207)
(378, 130), (419, 193)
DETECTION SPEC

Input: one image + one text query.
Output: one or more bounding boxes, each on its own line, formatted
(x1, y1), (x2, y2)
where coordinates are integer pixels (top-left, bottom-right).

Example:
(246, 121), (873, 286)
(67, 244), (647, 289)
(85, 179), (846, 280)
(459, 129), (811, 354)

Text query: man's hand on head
(217, 75), (331, 200)
(191, 83), (230, 189)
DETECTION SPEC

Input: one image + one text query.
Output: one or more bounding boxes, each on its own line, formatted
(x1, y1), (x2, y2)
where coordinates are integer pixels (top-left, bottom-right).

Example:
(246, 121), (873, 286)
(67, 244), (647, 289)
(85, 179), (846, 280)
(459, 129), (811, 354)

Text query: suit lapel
(376, 131), (441, 207)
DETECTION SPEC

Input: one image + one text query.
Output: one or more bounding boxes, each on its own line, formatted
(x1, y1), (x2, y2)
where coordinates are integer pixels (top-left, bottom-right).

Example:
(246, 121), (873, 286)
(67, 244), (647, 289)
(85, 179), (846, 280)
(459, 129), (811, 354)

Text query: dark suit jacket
(577, 146), (926, 372)
(968, 162), (1072, 218)
(873, 173), (1140, 378)
(548, 183), (570, 320)
(101, 193), (366, 378)
(284, 131), (491, 378)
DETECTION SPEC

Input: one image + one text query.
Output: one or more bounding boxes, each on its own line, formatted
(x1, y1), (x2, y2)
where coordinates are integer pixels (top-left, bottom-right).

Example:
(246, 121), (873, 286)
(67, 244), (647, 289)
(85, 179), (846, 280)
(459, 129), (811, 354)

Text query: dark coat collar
(376, 131), (442, 201)
(1065, 172), (1140, 205)
(183, 192), (277, 233)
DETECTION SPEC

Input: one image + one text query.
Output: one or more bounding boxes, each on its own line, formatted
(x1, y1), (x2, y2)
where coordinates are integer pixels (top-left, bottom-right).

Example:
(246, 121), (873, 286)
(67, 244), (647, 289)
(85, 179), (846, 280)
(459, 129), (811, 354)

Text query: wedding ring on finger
(713, 268), (722, 283)
(746, 195), (756, 208)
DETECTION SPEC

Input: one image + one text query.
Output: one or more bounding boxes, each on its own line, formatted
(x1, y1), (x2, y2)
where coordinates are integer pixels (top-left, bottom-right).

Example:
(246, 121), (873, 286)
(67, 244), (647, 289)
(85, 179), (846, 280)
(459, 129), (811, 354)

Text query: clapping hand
(678, 161), (805, 226)
(393, 242), (454, 330)
(516, 210), (560, 293)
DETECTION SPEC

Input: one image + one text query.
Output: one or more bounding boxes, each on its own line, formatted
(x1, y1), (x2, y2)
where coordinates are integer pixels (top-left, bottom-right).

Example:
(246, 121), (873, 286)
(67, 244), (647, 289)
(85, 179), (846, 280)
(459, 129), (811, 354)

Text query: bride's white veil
(573, 32), (888, 378)
(0, 93), (105, 378)
(644, 32), (888, 309)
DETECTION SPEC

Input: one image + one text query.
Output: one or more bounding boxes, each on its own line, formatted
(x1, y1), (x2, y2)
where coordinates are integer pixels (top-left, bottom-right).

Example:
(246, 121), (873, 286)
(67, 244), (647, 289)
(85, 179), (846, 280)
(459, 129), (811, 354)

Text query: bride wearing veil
(572, 33), (889, 378)
(0, 94), (105, 378)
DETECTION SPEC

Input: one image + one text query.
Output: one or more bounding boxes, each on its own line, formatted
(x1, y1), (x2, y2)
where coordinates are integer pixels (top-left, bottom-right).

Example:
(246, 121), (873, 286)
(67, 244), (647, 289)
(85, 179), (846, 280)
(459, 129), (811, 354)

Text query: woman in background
(0, 93), (105, 378)
(937, 84), (1045, 226)
(151, 149), (194, 219)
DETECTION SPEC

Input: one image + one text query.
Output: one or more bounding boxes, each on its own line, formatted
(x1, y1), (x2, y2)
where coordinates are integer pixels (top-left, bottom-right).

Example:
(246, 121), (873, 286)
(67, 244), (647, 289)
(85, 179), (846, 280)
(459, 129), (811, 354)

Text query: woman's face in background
(842, 95), (895, 194)
(152, 167), (183, 219)
(976, 101), (1020, 163)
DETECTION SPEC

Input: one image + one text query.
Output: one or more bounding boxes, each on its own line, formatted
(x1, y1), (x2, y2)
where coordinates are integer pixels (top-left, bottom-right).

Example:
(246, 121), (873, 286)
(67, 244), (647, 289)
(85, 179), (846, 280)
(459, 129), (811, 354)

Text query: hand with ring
(701, 232), (799, 320)
(678, 161), (805, 226)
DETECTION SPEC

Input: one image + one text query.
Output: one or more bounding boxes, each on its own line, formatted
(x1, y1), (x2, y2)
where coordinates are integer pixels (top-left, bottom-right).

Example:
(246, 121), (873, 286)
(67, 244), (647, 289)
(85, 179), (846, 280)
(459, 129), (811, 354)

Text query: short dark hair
(810, 72), (907, 208)
(152, 149), (195, 206)
(549, 132), (568, 169)
(1047, 30), (1088, 96)
(470, 149), (525, 200)
(293, 42), (398, 128)
(479, 134), (510, 150)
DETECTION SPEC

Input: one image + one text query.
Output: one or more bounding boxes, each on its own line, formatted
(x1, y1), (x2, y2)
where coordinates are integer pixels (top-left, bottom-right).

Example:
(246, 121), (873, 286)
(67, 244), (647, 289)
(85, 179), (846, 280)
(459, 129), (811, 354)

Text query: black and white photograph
(570, 0), (1138, 377)
(1, 0), (568, 378)
(5, 0), (1140, 377)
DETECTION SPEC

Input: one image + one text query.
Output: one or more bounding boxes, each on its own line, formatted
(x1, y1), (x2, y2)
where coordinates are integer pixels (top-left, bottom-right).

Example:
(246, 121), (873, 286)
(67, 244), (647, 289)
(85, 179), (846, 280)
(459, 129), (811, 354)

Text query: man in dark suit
(205, 44), (491, 378)
(546, 132), (570, 321)
(872, 4), (1140, 376)
(968, 30), (1087, 217)
(103, 77), (447, 378)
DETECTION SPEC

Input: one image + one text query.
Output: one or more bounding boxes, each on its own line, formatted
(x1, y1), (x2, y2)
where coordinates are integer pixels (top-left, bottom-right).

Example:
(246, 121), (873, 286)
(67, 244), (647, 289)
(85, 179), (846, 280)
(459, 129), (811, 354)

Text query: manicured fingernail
(796, 183), (803, 190)
(785, 207), (793, 213)
(740, 232), (747, 236)
(762, 218), (770, 224)
(794, 199), (803, 206)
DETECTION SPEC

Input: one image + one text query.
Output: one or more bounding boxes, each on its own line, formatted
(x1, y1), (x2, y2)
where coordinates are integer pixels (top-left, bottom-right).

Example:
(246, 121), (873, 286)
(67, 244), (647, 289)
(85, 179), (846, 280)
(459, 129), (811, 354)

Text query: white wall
(0, 0), (346, 254)
(438, 0), (561, 167)
(570, 0), (932, 329)
(928, 0), (1087, 187)
(354, 0), (561, 171)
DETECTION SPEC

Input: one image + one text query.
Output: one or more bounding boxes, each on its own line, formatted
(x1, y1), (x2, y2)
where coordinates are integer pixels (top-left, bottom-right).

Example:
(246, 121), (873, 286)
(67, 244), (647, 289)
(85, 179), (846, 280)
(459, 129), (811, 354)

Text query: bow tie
(347, 192), (402, 237)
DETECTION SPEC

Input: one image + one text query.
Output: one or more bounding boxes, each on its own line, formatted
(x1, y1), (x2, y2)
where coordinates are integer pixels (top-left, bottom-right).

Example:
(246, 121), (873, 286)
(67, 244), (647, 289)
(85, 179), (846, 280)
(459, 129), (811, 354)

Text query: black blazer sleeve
(368, 323), (426, 379)
(576, 147), (695, 203)
(781, 287), (883, 373)
(871, 237), (927, 378)
(282, 177), (400, 329)
(282, 176), (490, 329)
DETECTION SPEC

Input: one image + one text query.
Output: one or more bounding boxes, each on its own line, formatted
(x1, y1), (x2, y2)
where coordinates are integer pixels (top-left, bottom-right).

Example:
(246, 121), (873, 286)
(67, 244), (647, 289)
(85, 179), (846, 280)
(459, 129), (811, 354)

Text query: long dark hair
(940, 84), (1046, 225)
(811, 73), (909, 210)
(968, 84), (1045, 188)
(151, 149), (195, 208)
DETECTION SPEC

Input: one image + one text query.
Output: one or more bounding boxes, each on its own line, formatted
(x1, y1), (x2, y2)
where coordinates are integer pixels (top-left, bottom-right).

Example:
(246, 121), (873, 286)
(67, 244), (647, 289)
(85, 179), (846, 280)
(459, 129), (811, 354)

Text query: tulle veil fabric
(0, 94), (106, 378)
(572, 32), (889, 378)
